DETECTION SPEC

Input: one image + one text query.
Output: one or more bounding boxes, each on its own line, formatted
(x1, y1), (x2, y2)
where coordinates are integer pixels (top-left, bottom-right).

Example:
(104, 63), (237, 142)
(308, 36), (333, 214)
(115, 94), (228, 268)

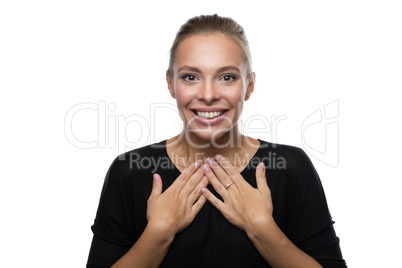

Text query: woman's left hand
(201, 155), (274, 233)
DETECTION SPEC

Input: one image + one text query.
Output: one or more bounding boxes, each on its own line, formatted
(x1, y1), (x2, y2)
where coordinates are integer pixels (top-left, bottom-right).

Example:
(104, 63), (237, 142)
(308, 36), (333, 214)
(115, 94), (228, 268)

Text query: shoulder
(102, 140), (167, 186)
(257, 139), (314, 173)
(110, 139), (166, 168)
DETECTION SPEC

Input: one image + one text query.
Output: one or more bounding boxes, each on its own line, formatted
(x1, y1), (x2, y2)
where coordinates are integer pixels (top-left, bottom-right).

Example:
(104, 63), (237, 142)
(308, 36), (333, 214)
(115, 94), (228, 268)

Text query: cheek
(225, 85), (244, 104)
(174, 85), (193, 107)
(223, 85), (245, 118)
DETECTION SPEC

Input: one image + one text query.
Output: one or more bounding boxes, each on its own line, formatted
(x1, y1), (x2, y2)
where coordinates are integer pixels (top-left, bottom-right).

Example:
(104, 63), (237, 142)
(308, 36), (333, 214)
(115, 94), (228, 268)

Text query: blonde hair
(168, 14), (252, 79)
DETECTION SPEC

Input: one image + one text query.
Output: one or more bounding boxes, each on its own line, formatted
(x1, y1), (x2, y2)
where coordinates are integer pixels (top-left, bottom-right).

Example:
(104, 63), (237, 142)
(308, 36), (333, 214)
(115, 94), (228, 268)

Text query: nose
(198, 80), (221, 103)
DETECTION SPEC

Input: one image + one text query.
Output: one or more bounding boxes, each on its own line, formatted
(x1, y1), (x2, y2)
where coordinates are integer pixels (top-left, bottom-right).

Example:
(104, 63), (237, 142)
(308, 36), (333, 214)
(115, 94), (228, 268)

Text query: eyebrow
(177, 65), (241, 74)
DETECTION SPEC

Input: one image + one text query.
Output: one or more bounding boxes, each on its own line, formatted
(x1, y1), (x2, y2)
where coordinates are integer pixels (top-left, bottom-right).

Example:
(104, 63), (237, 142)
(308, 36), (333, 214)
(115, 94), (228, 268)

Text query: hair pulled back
(168, 14), (252, 79)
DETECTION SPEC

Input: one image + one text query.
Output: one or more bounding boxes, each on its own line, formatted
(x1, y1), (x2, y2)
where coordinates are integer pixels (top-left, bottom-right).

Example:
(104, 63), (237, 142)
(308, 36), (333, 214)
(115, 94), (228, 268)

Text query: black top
(87, 139), (347, 267)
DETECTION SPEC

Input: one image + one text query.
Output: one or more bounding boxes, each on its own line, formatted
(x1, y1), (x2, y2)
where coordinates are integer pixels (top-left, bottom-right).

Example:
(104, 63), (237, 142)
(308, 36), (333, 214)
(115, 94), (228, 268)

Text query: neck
(167, 126), (260, 170)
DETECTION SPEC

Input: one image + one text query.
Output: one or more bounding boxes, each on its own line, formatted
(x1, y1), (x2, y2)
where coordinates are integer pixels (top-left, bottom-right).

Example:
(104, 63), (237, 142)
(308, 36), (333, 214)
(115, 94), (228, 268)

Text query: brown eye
(221, 75), (236, 82)
(183, 74), (197, 81)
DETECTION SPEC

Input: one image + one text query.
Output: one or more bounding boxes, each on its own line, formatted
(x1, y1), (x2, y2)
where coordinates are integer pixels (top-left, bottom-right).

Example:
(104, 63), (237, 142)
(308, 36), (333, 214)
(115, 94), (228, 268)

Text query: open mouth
(191, 109), (229, 119)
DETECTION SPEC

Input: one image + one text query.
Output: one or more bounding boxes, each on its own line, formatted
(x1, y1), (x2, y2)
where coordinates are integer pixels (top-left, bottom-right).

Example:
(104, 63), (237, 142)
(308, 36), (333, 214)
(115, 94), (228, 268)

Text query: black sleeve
(286, 148), (347, 268)
(87, 156), (134, 268)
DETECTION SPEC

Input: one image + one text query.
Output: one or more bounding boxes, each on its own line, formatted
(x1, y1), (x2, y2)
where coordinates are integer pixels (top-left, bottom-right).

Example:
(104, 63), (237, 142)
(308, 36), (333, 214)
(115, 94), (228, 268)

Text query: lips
(191, 107), (228, 112)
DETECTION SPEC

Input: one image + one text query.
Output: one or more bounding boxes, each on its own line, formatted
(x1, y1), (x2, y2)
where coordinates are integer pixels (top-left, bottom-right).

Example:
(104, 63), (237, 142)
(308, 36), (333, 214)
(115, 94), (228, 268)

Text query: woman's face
(167, 33), (255, 142)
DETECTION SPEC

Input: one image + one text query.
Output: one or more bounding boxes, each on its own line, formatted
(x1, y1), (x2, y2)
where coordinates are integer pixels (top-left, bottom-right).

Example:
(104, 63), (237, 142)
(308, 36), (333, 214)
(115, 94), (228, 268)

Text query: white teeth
(196, 111), (224, 119)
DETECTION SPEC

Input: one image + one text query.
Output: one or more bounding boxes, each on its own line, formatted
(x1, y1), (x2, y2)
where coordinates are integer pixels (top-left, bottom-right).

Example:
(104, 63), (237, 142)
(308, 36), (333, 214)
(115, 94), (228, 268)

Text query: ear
(166, 71), (176, 99)
(244, 72), (256, 101)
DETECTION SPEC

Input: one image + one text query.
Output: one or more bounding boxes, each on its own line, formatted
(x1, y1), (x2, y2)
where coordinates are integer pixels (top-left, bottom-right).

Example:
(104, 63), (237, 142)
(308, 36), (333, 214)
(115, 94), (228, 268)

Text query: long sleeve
(282, 147), (347, 267)
(87, 156), (135, 268)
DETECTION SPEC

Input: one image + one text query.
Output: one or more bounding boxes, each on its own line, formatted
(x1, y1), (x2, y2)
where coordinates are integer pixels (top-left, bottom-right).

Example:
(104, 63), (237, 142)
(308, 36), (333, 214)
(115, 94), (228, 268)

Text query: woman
(87, 14), (347, 267)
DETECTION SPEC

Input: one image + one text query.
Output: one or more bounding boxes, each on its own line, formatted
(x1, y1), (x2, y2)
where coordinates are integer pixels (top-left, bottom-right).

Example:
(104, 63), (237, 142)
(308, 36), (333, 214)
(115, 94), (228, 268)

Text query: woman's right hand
(146, 161), (208, 237)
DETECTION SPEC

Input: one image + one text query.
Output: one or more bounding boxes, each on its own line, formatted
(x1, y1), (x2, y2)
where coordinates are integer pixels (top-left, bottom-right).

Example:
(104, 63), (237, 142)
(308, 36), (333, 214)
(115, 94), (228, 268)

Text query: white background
(1, 1), (401, 267)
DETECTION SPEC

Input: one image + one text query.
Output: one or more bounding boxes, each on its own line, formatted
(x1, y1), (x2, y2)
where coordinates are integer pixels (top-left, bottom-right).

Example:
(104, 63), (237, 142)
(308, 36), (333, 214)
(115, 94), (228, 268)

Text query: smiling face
(167, 33), (255, 142)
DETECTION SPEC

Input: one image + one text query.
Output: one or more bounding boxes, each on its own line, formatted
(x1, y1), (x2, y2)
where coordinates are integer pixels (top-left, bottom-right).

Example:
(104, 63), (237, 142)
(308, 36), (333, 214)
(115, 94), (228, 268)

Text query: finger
(216, 155), (246, 192)
(179, 166), (205, 198)
(201, 187), (226, 212)
(188, 175), (209, 205)
(190, 194), (207, 219)
(256, 162), (269, 194)
(202, 164), (230, 200)
(150, 173), (162, 198)
(171, 161), (201, 190)
(206, 157), (232, 187)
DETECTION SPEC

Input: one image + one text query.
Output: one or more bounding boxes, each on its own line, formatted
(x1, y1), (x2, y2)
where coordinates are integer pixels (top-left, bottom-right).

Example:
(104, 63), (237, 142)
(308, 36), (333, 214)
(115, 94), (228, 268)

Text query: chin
(186, 128), (234, 143)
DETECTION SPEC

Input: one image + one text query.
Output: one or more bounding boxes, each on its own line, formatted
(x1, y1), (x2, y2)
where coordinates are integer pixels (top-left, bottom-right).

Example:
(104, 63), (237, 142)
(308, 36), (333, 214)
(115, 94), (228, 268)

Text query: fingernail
(257, 162), (265, 171)
(201, 188), (207, 194)
(203, 164), (211, 174)
(203, 175), (209, 180)
(153, 173), (159, 182)
(194, 161), (200, 169)
(206, 157), (213, 165)
(216, 154), (223, 162)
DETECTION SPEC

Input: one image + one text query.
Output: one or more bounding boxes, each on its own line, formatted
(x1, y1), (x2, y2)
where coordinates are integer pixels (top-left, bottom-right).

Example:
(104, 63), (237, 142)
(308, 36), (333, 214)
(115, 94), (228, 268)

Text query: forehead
(174, 34), (245, 71)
